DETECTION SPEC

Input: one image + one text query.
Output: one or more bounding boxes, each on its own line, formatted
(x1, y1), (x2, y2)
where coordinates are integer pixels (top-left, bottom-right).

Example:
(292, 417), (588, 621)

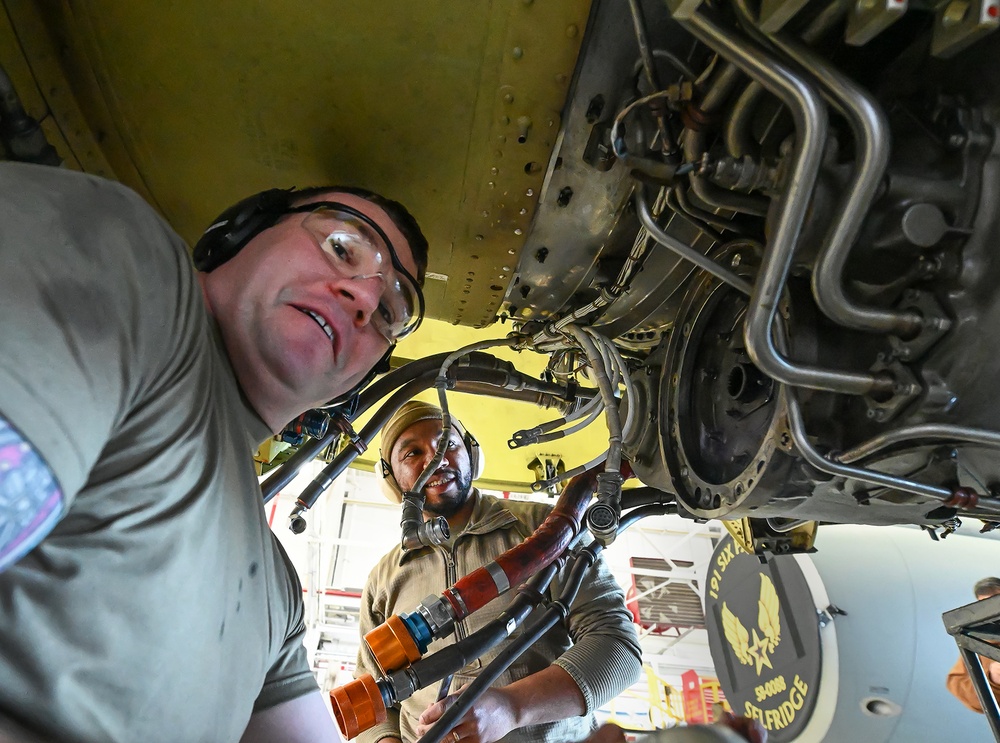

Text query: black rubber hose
(402, 564), (560, 693)
(279, 364), (580, 509)
(277, 373), (439, 507)
(619, 487), (675, 511)
(415, 545), (601, 743)
(260, 430), (339, 501)
(415, 504), (673, 743)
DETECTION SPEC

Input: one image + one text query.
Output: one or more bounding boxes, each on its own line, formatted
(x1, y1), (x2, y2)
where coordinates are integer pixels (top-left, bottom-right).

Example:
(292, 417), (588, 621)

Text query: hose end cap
(365, 614), (423, 674)
(330, 674), (387, 740)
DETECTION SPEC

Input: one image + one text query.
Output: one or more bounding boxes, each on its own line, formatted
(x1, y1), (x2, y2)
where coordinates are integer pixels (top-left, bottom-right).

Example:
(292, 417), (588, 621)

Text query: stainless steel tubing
(684, 128), (771, 216)
(751, 18), (921, 336)
(636, 186), (754, 295)
(685, 62), (771, 216)
(836, 424), (1000, 464)
(786, 390), (1000, 516)
(725, 0), (847, 160)
(678, 10), (888, 396)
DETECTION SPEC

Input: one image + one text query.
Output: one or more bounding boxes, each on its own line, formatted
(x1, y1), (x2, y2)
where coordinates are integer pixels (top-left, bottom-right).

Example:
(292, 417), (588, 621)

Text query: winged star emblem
(721, 573), (782, 675)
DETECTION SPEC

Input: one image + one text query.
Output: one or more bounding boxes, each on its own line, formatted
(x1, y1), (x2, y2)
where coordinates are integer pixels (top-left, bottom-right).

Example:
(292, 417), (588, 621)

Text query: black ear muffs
(193, 188), (294, 271)
(376, 421), (485, 503)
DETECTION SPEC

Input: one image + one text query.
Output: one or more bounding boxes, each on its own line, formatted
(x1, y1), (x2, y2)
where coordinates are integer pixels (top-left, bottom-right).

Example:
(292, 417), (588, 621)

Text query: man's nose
(330, 274), (383, 327)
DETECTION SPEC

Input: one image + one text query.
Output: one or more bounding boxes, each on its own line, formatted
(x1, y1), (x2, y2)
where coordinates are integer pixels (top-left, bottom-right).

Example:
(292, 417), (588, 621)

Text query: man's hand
(987, 660), (1000, 686)
(578, 723), (626, 743)
(718, 711), (768, 743)
(414, 686), (517, 743)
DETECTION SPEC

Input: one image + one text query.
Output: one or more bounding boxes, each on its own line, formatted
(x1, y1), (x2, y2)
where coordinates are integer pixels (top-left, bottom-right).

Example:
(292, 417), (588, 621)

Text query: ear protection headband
(376, 415), (485, 504)
(193, 188), (294, 272)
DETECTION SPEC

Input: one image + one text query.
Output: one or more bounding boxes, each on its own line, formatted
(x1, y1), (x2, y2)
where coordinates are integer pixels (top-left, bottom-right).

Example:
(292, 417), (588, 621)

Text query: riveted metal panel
(5, 0), (591, 326)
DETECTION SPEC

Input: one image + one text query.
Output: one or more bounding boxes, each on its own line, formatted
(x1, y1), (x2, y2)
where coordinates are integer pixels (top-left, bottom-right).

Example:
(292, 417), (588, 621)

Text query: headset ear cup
(376, 457), (404, 504)
(193, 188), (293, 271)
(465, 433), (484, 481)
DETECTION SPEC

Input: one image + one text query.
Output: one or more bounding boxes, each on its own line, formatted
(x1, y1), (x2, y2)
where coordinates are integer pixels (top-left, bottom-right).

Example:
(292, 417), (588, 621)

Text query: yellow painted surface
(2, 1), (612, 491)
(5, 0), (593, 325)
(356, 319), (610, 493)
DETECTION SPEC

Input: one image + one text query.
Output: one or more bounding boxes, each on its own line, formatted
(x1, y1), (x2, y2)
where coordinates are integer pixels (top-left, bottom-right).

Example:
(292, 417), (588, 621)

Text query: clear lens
(302, 208), (421, 341)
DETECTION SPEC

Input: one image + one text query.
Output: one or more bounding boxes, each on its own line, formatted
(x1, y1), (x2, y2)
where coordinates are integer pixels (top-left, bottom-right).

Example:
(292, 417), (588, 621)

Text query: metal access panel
(1, 0), (591, 326)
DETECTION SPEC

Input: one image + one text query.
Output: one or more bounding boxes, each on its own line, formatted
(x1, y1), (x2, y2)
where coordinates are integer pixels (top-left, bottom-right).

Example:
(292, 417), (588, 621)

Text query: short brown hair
(974, 577), (1000, 598)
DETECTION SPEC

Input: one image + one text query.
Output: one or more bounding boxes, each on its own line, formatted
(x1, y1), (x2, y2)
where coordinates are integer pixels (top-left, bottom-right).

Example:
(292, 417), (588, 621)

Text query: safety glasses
(288, 201), (424, 342)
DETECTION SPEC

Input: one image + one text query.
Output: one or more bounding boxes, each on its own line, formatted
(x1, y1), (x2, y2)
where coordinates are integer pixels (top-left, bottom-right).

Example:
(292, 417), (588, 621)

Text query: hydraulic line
(385, 564), (560, 704)
(674, 8), (895, 397)
(732, 0), (922, 338)
(446, 471), (595, 616)
(635, 186), (753, 295)
(836, 424), (1000, 464)
(415, 544), (602, 743)
(415, 503), (675, 743)
(278, 363), (578, 519)
(360, 470), (599, 677)
(787, 388), (1000, 516)
(682, 60), (771, 217)
(669, 185), (730, 238)
(724, 0), (846, 159)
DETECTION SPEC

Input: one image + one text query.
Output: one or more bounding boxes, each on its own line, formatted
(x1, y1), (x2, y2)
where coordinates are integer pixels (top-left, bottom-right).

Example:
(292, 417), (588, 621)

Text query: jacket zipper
(444, 548), (468, 649)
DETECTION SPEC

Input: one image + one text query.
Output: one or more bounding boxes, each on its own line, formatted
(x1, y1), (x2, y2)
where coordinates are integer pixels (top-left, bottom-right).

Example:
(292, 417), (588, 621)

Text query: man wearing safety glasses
(0, 163), (427, 743)
(199, 190), (427, 431)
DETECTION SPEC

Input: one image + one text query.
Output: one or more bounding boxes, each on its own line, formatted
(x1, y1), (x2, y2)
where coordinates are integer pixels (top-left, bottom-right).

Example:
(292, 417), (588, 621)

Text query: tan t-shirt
(0, 163), (316, 742)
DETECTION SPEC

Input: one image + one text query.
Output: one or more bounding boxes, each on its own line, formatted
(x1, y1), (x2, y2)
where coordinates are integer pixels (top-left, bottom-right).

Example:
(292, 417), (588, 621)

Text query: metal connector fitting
(588, 471), (625, 545)
(400, 493), (451, 551)
(417, 595), (457, 637)
(587, 502), (620, 545)
(508, 428), (541, 449)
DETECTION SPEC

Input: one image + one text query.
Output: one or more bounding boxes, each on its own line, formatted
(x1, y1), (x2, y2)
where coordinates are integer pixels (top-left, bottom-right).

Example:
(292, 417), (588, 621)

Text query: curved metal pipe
(738, 6), (921, 336)
(636, 186), (753, 295)
(725, 82), (766, 159)
(679, 10), (891, 396)
(787, 390), (1000, 516)
(836, 424), (1000, 464)
(684, 61), (771, 216)
(724, 0), (847, 160)
(684, 130), (771, 216)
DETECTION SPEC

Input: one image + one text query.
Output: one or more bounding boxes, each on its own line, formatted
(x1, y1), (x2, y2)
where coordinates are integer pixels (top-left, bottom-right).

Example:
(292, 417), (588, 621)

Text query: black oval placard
(704, 536), (823, 741)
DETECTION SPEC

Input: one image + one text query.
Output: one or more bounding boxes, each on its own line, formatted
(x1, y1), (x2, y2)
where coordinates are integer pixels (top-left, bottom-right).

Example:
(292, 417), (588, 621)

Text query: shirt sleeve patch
(0, 416), (65, 572)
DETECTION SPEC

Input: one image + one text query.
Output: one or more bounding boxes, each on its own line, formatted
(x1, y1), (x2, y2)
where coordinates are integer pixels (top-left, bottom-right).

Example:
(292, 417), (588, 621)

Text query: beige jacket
(356, 491), (642, 743)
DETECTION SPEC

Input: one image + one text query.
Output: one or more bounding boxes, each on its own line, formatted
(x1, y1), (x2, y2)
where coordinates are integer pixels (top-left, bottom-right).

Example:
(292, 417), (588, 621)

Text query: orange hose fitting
(330, 673), (387, 740)
(365, 613), (423, 674)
